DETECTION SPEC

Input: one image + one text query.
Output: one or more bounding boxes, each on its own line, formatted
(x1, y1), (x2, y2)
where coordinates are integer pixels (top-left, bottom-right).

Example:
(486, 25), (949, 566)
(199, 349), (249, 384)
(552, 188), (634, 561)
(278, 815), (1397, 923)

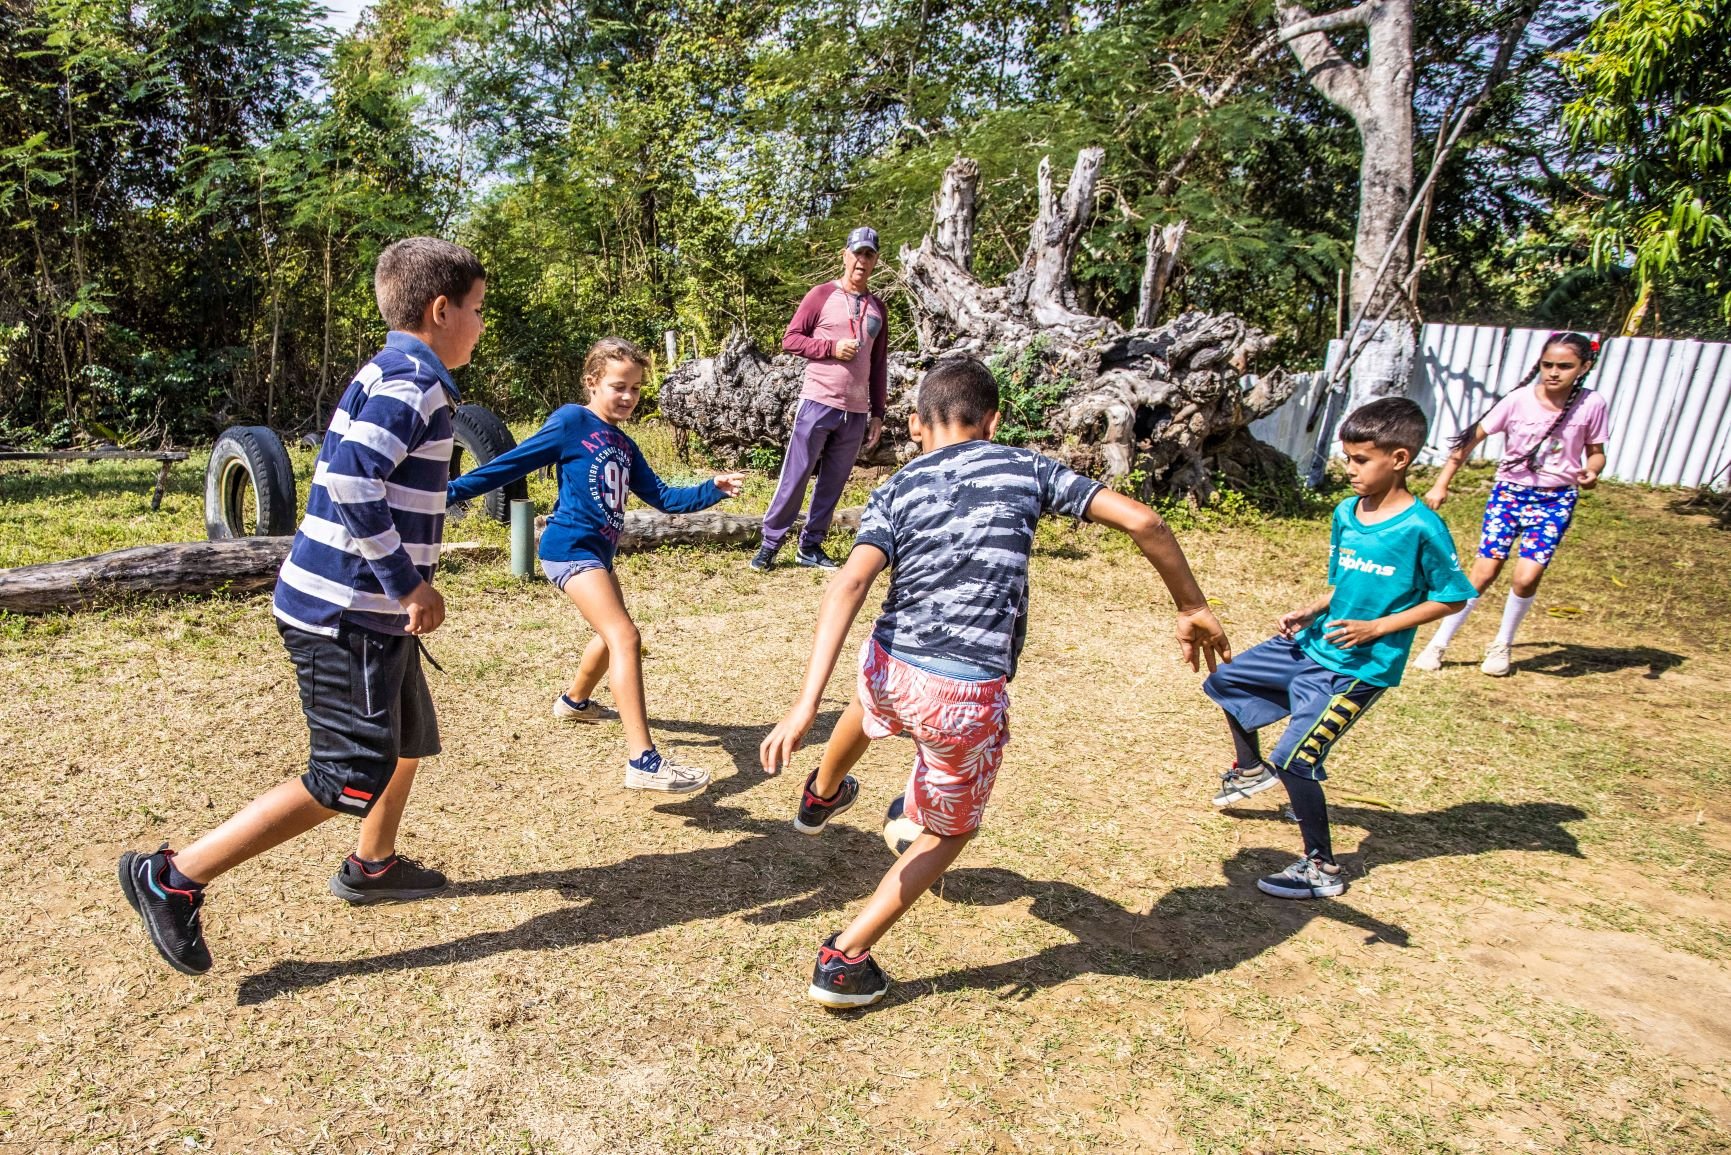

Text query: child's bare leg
(1467, 555), (1503, 594)
(565, 633), (610, 702)
(173, 778), (335, 884)
(1509, 557), (1546, 598)
(355, 757), (418, 862)
(834, 830), (974, 956)
(811, 698), (871, 797)
(561, 569), (652, 755)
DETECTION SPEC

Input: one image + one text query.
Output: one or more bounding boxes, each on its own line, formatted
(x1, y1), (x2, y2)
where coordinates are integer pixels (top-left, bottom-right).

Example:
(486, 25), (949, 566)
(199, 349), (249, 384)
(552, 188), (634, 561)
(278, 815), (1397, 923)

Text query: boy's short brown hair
(1339, 396), (1428, 455)
(374, 237), (486, 331)
(916, 356), (999, 427)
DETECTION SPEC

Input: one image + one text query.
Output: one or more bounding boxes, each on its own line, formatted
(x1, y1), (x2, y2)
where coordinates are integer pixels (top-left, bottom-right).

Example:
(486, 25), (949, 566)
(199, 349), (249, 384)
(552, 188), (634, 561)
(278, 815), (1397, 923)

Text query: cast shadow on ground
(1511, 643), (1684, 680)
(236, 710), (857, 1005)
(900, 801), (1586, 1006)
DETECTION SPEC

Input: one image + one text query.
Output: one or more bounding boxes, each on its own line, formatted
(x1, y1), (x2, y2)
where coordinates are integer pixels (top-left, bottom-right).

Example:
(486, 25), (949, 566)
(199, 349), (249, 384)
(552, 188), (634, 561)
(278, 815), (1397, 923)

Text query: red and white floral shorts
(857, 639), (1010, 837)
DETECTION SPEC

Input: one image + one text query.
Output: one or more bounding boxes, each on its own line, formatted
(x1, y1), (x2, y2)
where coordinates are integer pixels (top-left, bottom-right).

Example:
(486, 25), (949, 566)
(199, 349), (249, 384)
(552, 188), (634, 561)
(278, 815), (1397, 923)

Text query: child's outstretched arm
(759, 544), (889, 774)
(1424, 425), (1488, 509)
(1083, 488), (1232, 671)
(447, 411), (567, 504)
(626, 452), (744, 513)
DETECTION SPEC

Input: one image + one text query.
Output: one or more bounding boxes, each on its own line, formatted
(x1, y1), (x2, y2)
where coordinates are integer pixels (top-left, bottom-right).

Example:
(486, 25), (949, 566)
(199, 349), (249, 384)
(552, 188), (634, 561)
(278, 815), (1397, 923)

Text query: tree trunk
(660, 152), (1296, 502)
(1278, 0), (1417, 405)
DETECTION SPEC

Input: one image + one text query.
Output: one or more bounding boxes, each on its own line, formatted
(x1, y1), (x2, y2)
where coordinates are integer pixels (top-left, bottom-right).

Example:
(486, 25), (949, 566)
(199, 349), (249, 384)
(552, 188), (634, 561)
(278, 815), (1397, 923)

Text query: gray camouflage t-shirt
(854, 440), (1103, 680)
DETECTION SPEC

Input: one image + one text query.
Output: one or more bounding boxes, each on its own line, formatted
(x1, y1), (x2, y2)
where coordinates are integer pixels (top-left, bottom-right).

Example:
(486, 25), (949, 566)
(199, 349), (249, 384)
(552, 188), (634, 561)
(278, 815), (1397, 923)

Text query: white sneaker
(1413, 642), (1446, 672)
(1480, 641), (1512, 677)
(552, 693), (615, 723)
(624, 753), (711, 795)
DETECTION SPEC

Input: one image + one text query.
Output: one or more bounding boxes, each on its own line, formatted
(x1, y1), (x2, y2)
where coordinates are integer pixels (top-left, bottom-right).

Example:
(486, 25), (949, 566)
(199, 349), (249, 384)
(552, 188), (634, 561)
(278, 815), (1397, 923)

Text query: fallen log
(0, 509), (861, 613)
(0, 538), (292, 614)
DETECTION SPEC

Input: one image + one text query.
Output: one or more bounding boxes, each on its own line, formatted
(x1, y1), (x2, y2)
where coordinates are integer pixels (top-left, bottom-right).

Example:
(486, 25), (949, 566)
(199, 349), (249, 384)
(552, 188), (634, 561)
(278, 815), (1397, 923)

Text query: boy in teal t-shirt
(1203, 398), (1477, 899)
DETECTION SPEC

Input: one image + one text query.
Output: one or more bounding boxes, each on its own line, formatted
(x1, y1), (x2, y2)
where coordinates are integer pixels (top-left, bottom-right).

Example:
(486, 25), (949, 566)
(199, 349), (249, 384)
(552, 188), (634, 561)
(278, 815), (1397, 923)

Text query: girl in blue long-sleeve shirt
(449, 337), (743, 794)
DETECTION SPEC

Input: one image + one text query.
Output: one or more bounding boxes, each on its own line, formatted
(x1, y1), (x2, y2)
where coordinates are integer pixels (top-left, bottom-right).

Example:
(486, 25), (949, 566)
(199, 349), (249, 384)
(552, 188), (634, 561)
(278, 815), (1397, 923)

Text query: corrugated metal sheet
(1249, 324), (1731, 488)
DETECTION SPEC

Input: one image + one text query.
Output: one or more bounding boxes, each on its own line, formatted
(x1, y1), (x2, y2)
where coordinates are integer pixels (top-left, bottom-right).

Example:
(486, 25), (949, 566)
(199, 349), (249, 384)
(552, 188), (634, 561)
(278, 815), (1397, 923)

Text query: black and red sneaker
(808, 933), (889, 1008)
(328, 853), (448, 904)
(792, 771), (859, 835)
(118, 845), (212, 975)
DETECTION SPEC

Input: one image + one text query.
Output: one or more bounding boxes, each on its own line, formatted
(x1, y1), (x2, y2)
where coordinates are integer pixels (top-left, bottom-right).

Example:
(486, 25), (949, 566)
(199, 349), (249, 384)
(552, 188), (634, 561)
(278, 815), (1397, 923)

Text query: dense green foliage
(1564, 0), (1731, 328)
(2, 0), (1726, 445)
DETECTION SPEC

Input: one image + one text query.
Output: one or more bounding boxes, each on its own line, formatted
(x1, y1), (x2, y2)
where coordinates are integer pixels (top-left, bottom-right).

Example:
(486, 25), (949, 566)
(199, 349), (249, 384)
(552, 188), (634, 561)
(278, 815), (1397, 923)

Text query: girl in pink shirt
(1414, 332), (1609, 676)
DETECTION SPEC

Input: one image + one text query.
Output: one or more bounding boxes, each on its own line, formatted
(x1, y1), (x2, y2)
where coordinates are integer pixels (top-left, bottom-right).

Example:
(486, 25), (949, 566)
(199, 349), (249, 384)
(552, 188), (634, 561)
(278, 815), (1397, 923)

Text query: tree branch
(1275, 2), (1374, 43)
(1275, 0), (1367, 112)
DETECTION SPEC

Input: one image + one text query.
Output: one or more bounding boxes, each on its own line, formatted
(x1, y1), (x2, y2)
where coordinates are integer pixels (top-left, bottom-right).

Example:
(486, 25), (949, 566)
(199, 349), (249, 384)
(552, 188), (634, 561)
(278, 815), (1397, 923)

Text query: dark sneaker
(118, 846), (212, 975)
(1214, 761), (1279, 807)
(794, 545), (840, 569)
(1256, 854), (1347, 900)
(749, 545), (778, 572)
(328, 853), (449, 904)
(808, 933), (890, 1008)
(793, 772), (859, 834)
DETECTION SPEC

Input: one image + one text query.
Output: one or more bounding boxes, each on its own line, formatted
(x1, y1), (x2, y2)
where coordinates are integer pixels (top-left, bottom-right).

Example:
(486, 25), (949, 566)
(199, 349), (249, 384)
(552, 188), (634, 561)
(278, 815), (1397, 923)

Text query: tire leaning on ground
(450, 404), (527, 524)
(204, 426), (298, 540)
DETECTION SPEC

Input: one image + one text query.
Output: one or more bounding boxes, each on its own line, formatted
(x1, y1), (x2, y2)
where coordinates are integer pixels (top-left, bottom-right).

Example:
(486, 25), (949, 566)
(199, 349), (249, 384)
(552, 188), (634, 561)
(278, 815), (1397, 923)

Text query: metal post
(510, 499), (533, 578)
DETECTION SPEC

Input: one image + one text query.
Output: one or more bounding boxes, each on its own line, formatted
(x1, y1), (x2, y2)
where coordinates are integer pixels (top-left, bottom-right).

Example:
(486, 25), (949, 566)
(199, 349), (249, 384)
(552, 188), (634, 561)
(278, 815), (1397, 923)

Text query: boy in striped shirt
(119, 237), (484, 975)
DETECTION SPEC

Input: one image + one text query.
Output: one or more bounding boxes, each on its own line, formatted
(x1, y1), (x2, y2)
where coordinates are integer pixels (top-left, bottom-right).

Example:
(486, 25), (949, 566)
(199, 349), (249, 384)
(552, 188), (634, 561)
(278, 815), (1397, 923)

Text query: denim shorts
(541, 556), (610, 589)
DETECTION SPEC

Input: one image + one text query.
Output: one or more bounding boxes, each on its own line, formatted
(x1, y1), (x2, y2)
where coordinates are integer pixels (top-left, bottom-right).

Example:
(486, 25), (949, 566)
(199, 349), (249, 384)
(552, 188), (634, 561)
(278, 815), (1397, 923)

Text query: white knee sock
(1430, 597), (1478, 648)
(1494, 593), (1535, 647)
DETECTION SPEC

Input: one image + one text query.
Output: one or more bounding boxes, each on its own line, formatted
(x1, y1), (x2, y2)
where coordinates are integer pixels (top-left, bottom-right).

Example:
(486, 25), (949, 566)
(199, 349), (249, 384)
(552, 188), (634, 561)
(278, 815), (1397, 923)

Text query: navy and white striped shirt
(273, 332), (456, 637)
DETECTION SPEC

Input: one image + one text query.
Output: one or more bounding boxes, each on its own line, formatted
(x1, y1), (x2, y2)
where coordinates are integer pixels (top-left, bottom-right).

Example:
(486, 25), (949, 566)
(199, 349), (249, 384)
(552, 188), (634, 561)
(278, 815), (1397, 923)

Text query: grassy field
(1, 429), (1729, 1153)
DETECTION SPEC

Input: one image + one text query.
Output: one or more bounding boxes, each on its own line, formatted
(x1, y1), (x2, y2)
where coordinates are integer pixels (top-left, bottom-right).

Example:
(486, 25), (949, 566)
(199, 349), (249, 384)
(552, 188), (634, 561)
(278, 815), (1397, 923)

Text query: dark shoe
(329, 853), (449, 904)
(1256, 854), (1347, 899)
(749, 545), (778, 572)
(1213, 761), (1278, 807)
(793, 772), (859, 834)
(808, 933), (890, 1008)
(794, 545), (840, 570)
(118, 846), (212, 975)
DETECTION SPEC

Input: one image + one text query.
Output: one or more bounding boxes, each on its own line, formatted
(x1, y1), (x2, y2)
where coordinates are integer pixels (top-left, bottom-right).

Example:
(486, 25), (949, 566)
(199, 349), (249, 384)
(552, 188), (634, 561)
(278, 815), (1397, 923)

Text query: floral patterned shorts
(857, 639), (1010, 837)
(1478, 481), (1578, 565)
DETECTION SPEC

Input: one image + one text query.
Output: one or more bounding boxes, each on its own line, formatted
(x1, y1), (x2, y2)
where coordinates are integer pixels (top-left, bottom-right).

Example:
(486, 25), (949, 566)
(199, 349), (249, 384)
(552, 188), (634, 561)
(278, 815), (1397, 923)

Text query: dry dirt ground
(1, 453), (1729, 1153)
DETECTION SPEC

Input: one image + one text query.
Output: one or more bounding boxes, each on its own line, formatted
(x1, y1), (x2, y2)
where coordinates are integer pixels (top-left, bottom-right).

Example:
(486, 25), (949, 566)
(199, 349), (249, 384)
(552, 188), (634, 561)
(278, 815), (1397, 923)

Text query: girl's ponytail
(1447, 331), (1600, 459)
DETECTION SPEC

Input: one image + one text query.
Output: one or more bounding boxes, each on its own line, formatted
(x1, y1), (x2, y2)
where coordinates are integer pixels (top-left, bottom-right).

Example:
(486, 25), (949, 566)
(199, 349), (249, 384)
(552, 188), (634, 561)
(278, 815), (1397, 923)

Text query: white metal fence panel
(1265, 324), (1731, 487)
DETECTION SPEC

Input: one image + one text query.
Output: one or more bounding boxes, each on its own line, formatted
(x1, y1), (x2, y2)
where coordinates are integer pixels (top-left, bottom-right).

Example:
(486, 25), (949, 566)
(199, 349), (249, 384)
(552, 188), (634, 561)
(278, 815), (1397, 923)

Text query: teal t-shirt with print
(1297, 495), (1478, 687)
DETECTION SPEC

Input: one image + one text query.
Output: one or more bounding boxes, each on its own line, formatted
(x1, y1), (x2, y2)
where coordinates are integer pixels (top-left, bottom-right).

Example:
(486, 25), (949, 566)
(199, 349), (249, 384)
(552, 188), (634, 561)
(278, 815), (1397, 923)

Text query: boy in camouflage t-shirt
(759, 356), (1232, 1009)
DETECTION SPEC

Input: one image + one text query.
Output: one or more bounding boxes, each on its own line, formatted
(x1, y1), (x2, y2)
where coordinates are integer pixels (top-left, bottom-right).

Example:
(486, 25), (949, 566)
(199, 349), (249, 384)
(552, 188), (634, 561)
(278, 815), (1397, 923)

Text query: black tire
(205, 425), (297, 540)
(450, 404), (526, 523)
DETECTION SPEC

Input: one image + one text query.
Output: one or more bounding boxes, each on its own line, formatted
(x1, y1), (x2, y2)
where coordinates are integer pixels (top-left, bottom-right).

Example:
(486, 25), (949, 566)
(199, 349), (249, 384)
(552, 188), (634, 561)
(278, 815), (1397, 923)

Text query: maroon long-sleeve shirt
(782, 281), (889, 417)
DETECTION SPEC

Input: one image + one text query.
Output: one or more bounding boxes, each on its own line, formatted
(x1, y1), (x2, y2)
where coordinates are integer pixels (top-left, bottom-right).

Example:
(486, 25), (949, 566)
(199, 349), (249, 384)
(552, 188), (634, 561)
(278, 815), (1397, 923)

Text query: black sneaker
(328, 853), (449, 904)
(808, 933), (890, 1008)
(1213, 761), (1279, 807)
(118, 845), (212, 975)
(1256, 854), (1347, 899)
(749, 545), (778, 572)
(794, 545), (840, 569)
(793, 772), (859, 834)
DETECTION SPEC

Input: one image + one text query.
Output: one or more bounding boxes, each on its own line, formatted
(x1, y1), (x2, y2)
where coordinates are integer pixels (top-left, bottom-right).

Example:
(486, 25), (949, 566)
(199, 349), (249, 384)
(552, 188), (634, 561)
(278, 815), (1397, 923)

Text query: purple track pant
(761, 398), (869, 553)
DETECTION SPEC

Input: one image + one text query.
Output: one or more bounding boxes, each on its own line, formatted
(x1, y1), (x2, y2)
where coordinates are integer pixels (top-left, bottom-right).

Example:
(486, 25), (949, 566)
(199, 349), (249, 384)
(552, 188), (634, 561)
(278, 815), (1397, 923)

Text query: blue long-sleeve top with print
(447, 404), (725, 567)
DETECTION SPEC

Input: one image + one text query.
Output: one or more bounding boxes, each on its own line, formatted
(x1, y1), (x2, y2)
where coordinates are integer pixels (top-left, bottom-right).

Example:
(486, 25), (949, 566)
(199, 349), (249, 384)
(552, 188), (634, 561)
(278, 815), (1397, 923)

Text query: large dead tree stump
(660, 149), (1298, 502)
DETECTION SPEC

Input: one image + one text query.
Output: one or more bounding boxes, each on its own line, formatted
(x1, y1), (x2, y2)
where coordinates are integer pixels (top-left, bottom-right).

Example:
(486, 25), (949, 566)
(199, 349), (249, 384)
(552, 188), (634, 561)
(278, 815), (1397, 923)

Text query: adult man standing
(751, 226), (888, 571)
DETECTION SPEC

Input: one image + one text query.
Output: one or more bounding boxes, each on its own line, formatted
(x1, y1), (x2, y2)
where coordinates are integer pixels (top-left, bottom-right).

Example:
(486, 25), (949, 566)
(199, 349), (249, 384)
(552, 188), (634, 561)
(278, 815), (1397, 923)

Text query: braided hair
(1449, 331), (1600, 473)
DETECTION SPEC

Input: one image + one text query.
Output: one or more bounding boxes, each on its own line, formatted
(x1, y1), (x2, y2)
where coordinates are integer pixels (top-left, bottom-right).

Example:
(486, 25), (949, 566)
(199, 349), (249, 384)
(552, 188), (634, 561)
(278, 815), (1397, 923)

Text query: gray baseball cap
(845, 226), (880, 254)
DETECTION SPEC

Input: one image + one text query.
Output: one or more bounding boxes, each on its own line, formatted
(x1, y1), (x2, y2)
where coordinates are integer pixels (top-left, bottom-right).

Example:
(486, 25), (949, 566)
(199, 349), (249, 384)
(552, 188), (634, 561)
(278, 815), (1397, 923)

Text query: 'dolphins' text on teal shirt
(1297, 495), (1478, 687)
